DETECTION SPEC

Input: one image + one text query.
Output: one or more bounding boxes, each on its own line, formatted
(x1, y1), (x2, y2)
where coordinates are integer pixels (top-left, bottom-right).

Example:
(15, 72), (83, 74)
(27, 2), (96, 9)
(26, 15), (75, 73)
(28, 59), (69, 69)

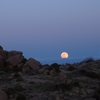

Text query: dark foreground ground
(0, 46), (100, 100)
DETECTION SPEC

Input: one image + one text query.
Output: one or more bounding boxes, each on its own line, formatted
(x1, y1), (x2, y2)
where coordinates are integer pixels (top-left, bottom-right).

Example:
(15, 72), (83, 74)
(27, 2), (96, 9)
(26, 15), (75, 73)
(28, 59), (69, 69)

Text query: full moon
(61, 52), (69, 59)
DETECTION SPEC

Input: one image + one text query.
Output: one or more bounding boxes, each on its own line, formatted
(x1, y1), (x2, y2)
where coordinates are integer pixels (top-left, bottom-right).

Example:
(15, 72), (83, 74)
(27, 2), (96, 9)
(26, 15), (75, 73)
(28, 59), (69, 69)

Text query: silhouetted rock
(7, 53), (24, 65)
(0, 45), (3, 50)
(0, 55), (5, 68)
(48, 63), (61, 76)
(23, 58), (41, 73)
(67, 64), (76, 71)
(50, 63), (60, 72)
(79, 58), (95, 64)
(7, 51), (23, 57)
(0, 45), (100, 100)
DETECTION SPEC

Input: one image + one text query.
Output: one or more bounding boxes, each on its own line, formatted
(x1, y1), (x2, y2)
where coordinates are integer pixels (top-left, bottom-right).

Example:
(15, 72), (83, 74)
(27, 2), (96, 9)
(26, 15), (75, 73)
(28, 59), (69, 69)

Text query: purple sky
(0, 0), (100, 64)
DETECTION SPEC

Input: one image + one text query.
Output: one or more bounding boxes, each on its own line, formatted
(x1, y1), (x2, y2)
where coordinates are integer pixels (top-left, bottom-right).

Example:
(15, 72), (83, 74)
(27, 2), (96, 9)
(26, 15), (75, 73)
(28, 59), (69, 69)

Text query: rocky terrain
(0, 45), (100, 100)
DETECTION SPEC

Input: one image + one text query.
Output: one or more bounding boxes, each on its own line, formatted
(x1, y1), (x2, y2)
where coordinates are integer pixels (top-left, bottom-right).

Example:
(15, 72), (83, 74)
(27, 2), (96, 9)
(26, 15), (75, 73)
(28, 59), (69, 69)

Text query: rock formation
(0, 45), (100, 100)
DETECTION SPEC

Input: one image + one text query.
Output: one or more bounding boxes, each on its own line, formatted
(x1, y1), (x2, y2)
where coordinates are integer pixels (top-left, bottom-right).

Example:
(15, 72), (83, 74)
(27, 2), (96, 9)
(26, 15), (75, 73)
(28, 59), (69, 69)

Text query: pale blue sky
(0, 0), (100, 64)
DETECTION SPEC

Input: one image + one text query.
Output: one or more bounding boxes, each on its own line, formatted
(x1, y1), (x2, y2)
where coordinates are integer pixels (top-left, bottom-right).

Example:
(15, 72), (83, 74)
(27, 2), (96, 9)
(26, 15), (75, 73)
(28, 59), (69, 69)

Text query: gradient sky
(0, 0), (100, 64)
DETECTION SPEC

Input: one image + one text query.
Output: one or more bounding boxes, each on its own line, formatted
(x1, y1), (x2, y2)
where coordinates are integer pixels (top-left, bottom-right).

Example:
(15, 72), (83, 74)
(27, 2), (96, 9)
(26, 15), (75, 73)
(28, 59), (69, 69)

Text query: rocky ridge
(0, 45), (100, 100)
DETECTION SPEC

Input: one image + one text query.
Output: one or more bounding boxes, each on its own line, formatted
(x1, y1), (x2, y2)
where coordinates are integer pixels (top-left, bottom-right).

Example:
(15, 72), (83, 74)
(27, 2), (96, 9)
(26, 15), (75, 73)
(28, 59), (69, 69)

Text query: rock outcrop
(23, 58), (41, 73)
(0, 45), (100, 100)
(6, 54), (24, 66)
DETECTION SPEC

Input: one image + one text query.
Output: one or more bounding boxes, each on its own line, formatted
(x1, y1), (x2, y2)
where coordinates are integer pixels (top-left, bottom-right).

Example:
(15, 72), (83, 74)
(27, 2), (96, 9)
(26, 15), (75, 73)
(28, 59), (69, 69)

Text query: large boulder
(49, 63), (60, 76)
(0, 89), (8, 100)
(23, 58), (41, 73)
(7, 50), (23, 58)
(77, 60), (100, 79)
(6, 54), (24, 66)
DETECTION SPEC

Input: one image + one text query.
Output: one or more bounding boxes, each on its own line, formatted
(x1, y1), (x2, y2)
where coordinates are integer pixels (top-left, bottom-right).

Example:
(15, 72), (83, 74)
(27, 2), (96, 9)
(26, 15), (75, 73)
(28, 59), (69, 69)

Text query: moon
(61, 52), (69, 59)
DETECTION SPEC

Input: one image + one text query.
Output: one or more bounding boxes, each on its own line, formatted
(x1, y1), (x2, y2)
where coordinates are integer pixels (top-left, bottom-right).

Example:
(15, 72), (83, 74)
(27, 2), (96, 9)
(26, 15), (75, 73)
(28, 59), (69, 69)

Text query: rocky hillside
(0, 45), (100, 100)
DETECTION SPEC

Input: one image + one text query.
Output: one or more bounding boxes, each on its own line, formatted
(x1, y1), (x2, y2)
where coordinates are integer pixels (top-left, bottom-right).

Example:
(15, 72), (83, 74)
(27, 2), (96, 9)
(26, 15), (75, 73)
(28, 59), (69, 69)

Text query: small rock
(16, 94), (26, 100)
(0, 89), (8, 100)
(84, 98), (96, 100)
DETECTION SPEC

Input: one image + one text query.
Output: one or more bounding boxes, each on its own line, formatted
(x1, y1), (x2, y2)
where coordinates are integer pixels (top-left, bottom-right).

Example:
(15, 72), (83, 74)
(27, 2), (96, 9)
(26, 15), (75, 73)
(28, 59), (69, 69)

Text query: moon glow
(61, 52), (69, 59)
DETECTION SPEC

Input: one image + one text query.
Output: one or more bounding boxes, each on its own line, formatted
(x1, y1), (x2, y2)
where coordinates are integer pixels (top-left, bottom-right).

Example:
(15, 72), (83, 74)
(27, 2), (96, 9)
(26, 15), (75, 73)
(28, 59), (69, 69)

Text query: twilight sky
(0, 0), (100, 64)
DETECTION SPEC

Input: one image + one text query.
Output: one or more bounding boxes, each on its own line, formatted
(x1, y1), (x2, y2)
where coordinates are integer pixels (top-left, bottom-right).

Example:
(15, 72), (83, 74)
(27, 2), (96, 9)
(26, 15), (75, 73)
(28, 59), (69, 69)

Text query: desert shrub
(67, 65), (76, 71)
(16, 93), (26, 100)
(93, 86), (100, 100)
